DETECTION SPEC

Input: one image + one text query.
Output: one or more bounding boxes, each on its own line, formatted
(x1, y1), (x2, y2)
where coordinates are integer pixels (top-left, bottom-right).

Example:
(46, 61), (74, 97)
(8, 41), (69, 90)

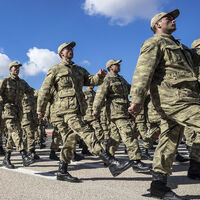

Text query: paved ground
(0, 135), (200, 200)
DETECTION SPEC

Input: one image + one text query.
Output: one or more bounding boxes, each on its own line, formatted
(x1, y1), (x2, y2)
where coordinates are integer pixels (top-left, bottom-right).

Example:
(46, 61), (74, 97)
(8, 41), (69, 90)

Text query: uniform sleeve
(81, 67), (104, 86)
(37, 68), (55, 113)
(0, 79), (6, 96)
(130, 40), (162, 104)
(93, 79), (109, 117)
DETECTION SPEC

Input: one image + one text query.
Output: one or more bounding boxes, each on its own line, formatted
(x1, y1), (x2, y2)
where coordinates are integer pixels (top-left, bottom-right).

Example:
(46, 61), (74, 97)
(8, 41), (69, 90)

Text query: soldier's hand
(37, 112), (44, 119)
(128, 103), (141, 117)
(97, 69), (107, 78)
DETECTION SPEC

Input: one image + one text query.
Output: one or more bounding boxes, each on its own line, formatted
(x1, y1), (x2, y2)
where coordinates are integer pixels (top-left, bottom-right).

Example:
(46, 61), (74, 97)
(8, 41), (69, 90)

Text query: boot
(99, 151), (133, 177)
(0, 146), (5, 156)
(49, 150), (59, 161)
(188, 159), (200, 180)
(20, 150), (34, 167)
(28, 150), (40, 161)
(150, 171), (184, 200)
(175, 152), (189, 163)
(2, 152), (15, 169)
(57, 161), (81, 182)
(72, 152), (84, 162)
(141, 148), (153, 161)
(132, 160), (151, 172)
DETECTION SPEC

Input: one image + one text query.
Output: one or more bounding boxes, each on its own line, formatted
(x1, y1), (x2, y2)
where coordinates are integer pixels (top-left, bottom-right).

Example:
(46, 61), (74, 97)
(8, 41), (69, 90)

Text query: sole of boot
(109, 160), (135, 177)
(57, 176), (82, 183)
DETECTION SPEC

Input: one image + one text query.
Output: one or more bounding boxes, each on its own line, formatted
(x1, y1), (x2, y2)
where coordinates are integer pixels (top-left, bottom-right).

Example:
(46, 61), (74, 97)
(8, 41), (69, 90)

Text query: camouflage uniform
(37, 60), (105, 159)
(83, 87), (104, 141)
(93, 71), (141, 161)
(0, 62), (33, 168)
(130, 33), (200, 176)
(0, 74), (33, 153)
(0, 95), (5, 155)
(21, 90), (37, 153)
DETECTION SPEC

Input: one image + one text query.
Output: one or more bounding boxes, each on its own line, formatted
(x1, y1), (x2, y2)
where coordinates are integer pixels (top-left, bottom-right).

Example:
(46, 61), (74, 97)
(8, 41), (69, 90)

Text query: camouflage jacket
(83, 87), (96, 121)
(93, 72), (131, 120)
(130, 33), (200, 120)
(37, 60), (103, 116)
(0, 74), (33, 119)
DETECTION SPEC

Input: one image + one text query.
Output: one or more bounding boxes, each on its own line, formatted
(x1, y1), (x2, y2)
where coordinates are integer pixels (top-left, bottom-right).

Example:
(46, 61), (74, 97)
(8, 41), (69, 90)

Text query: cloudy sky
(0, 0), (199, 89)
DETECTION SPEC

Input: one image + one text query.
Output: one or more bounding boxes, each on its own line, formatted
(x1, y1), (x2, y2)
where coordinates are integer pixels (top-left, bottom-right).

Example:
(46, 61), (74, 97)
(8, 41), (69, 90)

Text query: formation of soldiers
(0, 8), (200, 200)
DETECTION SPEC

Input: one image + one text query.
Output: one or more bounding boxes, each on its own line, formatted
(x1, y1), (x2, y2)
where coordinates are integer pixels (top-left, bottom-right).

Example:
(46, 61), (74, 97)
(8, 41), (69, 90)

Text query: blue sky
(0, 0), (199, 89)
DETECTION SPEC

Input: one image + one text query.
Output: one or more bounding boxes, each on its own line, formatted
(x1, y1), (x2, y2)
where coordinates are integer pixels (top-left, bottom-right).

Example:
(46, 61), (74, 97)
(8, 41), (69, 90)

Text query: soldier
(128, 9), (200, 199)
(0, 61), (33, 168)
(93, 59), (150, 172)
(37, 42), (134, 182)
(21, 90), (40, 161)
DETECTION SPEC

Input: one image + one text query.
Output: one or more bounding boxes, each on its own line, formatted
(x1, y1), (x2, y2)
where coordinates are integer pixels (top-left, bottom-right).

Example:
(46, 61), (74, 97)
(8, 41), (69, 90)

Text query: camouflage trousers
(22, 124), (36, 152)
(153, 104), (200, 175)
(54, 113), (105, 164)
(50, 127), (62, 152)
(142, 122), (160, 149)
(52, 120), (77, 164)
(108, 118), (141, 160)
(5, 118), (25, 153)
(85, 119), (104, 142)
(184, 127), (196, 147)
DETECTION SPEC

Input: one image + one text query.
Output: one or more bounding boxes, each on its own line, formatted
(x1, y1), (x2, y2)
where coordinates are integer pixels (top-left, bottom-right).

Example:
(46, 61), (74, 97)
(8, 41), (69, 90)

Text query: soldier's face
(10, 66), (20, 76)
(61, 47), (74, 60)
(157, 15), (176, 34)
(110, 64), (120, 73)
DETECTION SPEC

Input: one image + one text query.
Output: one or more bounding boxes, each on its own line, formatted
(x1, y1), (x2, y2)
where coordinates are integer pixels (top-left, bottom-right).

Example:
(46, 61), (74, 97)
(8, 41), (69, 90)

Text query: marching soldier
(129, 9), (200, 199)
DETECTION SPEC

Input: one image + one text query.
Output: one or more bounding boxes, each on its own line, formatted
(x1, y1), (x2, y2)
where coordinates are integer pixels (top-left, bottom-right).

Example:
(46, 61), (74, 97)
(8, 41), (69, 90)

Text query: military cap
(106, 59), (122, 69)
(9, 61), (22, 70)
(191, 39), (200, 49)
(58, 41), (76, 54)
(151, 9), (180, 30)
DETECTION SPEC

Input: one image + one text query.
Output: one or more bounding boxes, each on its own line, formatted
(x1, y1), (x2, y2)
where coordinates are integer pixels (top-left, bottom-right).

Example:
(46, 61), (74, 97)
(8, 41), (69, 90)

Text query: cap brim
(114, 59), (122, 65)
(68, 41), (76, 48)
(167, 9), (180, 19)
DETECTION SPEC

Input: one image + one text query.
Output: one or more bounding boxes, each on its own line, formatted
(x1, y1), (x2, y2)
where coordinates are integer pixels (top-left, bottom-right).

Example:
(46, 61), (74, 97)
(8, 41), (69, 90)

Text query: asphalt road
(0, 135), (200, 200)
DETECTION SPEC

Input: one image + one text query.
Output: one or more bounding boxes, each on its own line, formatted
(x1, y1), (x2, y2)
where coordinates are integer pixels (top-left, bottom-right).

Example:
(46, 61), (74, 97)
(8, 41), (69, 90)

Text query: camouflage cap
(191, 39), (200, 49)
(151, 9), (180, 30)
(9, 61), (22, 70)
(58, 41), (76, 54)
(106, 59), (122, 69)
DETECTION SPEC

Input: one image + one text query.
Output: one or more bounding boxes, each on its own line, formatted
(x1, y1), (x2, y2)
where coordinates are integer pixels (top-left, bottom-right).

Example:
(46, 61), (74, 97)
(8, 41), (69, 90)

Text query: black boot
(150, 171), (184, 200)
(188, 159), (200, 180)
(20, 150), (34, 167)
(99, 151), (133, 177)
(49, 150), (59, 161)
(132, 160), (151, 172)
(141, 148), (153, 161)
(0, 146), (5, 156)
(28, 150), (40, 161)
(2, 152), (15, 169)
(72, 152), (84, 162)
(175, 152), (189, 163)
(39, 143), (46, 149)
(57, 161), (81, 182)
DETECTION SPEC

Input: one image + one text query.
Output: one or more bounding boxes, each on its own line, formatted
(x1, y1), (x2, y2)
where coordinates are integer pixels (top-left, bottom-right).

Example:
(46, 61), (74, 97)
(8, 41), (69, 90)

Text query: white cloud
(80, 60), (91, 66)
(23, 47), (61, 76)
(83, 0), (163, 26)
(0, 53), (11, 76)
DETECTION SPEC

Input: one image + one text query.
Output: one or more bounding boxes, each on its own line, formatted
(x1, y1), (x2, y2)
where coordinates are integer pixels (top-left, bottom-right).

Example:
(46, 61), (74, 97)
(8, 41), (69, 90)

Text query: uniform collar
(9, 74), (19, 80)
(61, 60), (74, 66)
(154, 33), (180, 44)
